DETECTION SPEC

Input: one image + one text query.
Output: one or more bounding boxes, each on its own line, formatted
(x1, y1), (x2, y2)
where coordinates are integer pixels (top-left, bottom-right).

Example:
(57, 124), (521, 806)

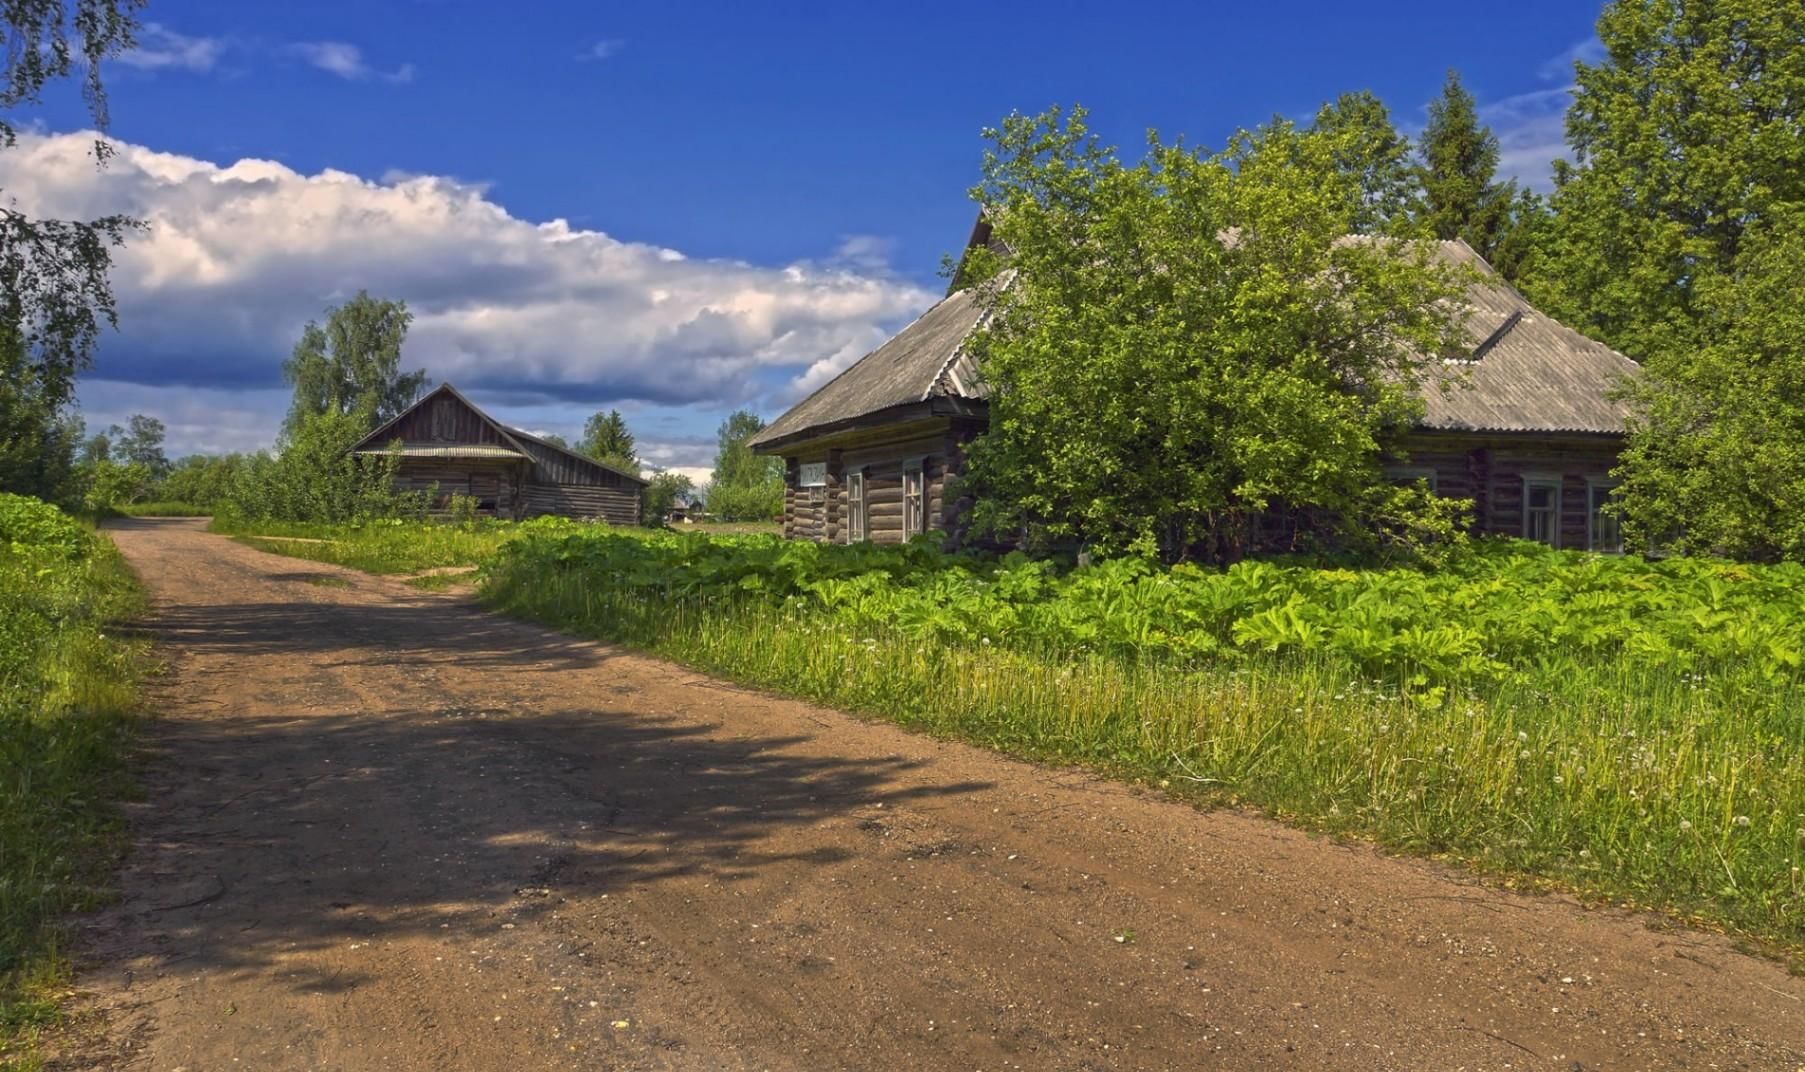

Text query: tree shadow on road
(143, 600), (613, 672)
(84, 701), (991, 997)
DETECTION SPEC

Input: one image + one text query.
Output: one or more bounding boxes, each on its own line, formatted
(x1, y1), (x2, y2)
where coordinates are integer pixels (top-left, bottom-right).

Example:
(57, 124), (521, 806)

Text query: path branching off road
(63, 518), (1805, 1070)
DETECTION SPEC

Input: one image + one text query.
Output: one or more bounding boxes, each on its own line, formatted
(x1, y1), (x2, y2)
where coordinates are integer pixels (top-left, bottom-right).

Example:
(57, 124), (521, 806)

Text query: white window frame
(1522, 475), (1561, 547)
(902, 464), (925, 539)
(1586, 479), (1623, 553)
(845, 470), (866, 543)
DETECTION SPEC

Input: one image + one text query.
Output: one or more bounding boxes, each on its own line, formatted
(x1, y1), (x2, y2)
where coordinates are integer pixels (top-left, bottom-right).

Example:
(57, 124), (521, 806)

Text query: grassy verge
(210, 517), (542, 574)
(0, 498), (146, 1068)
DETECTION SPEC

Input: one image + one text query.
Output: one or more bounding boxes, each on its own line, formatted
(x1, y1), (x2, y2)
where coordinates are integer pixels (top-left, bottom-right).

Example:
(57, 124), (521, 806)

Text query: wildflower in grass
(1680, 820), (1694, 833)
(1735, 815), (1752, 828)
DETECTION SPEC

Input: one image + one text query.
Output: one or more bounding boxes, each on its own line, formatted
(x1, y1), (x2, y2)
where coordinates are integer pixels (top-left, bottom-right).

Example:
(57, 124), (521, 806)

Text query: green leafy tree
(1613, 208), (1805, 560)
(218, 411), (416, 525)
(156, 452), (247, 508)
(641, 470), (694, 527)
(1, 2), (143, 500)
(78, 428), (110, 465)
(282, 292), (429, 436)
(111, 413), (168, 477)
(705, 410), (782, 521)
(1416, 69), (1538, 276)
(0, 328), (81, 501)
(1526, 0), (1805, 363)
(1524, 0), (1805, 558)
(959, 106), (1471, 562)
(1309, 90), (1420, 235)
(579, 409), (639, 474)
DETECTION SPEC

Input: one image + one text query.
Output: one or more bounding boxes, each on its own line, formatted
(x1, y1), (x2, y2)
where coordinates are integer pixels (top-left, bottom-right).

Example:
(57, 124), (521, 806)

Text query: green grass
(118, 501), (210, 517)
(679, 519), (783, 536)
(230, 517), (1805, 956)
(0, 497), (145, 1066)
(213, 517), (542, 574)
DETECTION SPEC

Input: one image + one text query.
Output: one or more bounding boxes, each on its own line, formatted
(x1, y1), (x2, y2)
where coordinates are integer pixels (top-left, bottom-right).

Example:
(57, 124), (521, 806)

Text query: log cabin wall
(518, 482), (641, 526)
(1399, 432), (1623, 547)
(780, 422), (971, 544)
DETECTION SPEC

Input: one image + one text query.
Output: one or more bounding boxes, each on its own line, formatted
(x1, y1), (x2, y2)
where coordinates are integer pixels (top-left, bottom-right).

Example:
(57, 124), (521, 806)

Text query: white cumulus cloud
(0, 131), (934, 446)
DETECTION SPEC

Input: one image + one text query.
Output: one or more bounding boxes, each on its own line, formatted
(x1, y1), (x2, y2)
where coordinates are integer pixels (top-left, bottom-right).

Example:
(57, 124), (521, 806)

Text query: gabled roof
(752, 230), (1639, 450)
(1418, 240), (1640, 435)
(350, 382), (649, 485)
(746, 284), (996, 450)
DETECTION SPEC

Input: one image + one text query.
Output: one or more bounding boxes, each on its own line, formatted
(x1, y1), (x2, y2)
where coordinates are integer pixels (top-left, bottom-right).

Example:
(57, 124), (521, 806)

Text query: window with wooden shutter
(902, 466), (924, 539)
(846, 471), (866, 543)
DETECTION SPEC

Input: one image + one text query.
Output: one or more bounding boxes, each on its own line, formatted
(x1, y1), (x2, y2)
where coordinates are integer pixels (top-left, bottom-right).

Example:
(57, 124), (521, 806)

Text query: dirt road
(65, 518), (1805, 1070)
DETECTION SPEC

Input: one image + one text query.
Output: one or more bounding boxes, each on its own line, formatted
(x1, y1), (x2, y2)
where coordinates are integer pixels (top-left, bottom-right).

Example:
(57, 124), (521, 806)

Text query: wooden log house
(349, 383), (646, 524)
(750, 220), (1641, 552)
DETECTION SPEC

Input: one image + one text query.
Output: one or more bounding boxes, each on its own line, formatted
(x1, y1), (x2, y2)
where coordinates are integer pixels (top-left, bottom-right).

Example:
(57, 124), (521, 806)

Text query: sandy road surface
(59, 518), (1805, 1070)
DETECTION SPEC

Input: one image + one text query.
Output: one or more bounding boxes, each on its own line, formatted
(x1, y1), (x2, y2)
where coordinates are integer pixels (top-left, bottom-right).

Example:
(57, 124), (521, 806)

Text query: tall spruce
(1417, 70), (1515, 268)
(579, 409), (639, 474)
(1527, 0), (1805, 560)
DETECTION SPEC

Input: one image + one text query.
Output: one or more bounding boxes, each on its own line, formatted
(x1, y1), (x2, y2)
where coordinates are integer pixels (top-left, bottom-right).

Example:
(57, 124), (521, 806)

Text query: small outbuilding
(349, 383), (646, 524)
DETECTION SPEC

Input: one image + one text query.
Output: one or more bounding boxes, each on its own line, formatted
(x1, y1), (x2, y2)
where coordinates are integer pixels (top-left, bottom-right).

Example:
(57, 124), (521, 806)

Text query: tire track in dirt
(56, 518), (1805, 1070)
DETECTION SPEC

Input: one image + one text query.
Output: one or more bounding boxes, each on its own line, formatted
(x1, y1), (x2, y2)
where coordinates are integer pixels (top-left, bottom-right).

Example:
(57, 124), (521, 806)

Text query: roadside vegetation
(479, 528), (1805, 950)
(227, 515), (1805, 952)
(0, 495), (144, 1064)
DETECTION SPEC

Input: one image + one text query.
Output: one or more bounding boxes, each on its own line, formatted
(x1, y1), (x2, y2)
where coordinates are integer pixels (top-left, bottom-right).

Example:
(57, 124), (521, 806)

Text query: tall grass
(0, 497), (144, 1063)
(210, 516), (558, 574)
(481, 545), (1805, 952)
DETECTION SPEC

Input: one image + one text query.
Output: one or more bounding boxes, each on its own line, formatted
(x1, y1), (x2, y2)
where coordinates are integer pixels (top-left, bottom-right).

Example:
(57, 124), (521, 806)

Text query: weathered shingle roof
(747, 285), (994, 448)
(1419, 240), (1640, 435)
(752, 238), (1639, 449)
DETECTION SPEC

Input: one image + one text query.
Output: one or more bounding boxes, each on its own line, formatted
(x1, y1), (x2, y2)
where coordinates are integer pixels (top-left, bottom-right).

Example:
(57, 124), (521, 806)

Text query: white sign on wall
(798, 462), (827, 487)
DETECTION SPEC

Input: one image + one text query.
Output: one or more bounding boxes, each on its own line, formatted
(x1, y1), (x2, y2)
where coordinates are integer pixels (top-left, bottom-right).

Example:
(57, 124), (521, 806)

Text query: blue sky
(11, 0), (1606, 480)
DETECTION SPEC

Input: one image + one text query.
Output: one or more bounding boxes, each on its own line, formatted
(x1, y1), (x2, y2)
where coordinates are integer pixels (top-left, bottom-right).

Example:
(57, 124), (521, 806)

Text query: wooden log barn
(749, 217), (1641, 552)
(349, 383), (646, 524)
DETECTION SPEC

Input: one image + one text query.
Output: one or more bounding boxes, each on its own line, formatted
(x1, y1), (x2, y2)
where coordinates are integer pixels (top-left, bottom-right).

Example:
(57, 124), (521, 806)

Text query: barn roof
(751, 237), (1637, 450)
(349, 383), (649, 485)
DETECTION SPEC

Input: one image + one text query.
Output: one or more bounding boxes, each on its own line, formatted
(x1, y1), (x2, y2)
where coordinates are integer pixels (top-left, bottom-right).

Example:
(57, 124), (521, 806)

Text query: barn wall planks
(520, 483), (641, 526)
